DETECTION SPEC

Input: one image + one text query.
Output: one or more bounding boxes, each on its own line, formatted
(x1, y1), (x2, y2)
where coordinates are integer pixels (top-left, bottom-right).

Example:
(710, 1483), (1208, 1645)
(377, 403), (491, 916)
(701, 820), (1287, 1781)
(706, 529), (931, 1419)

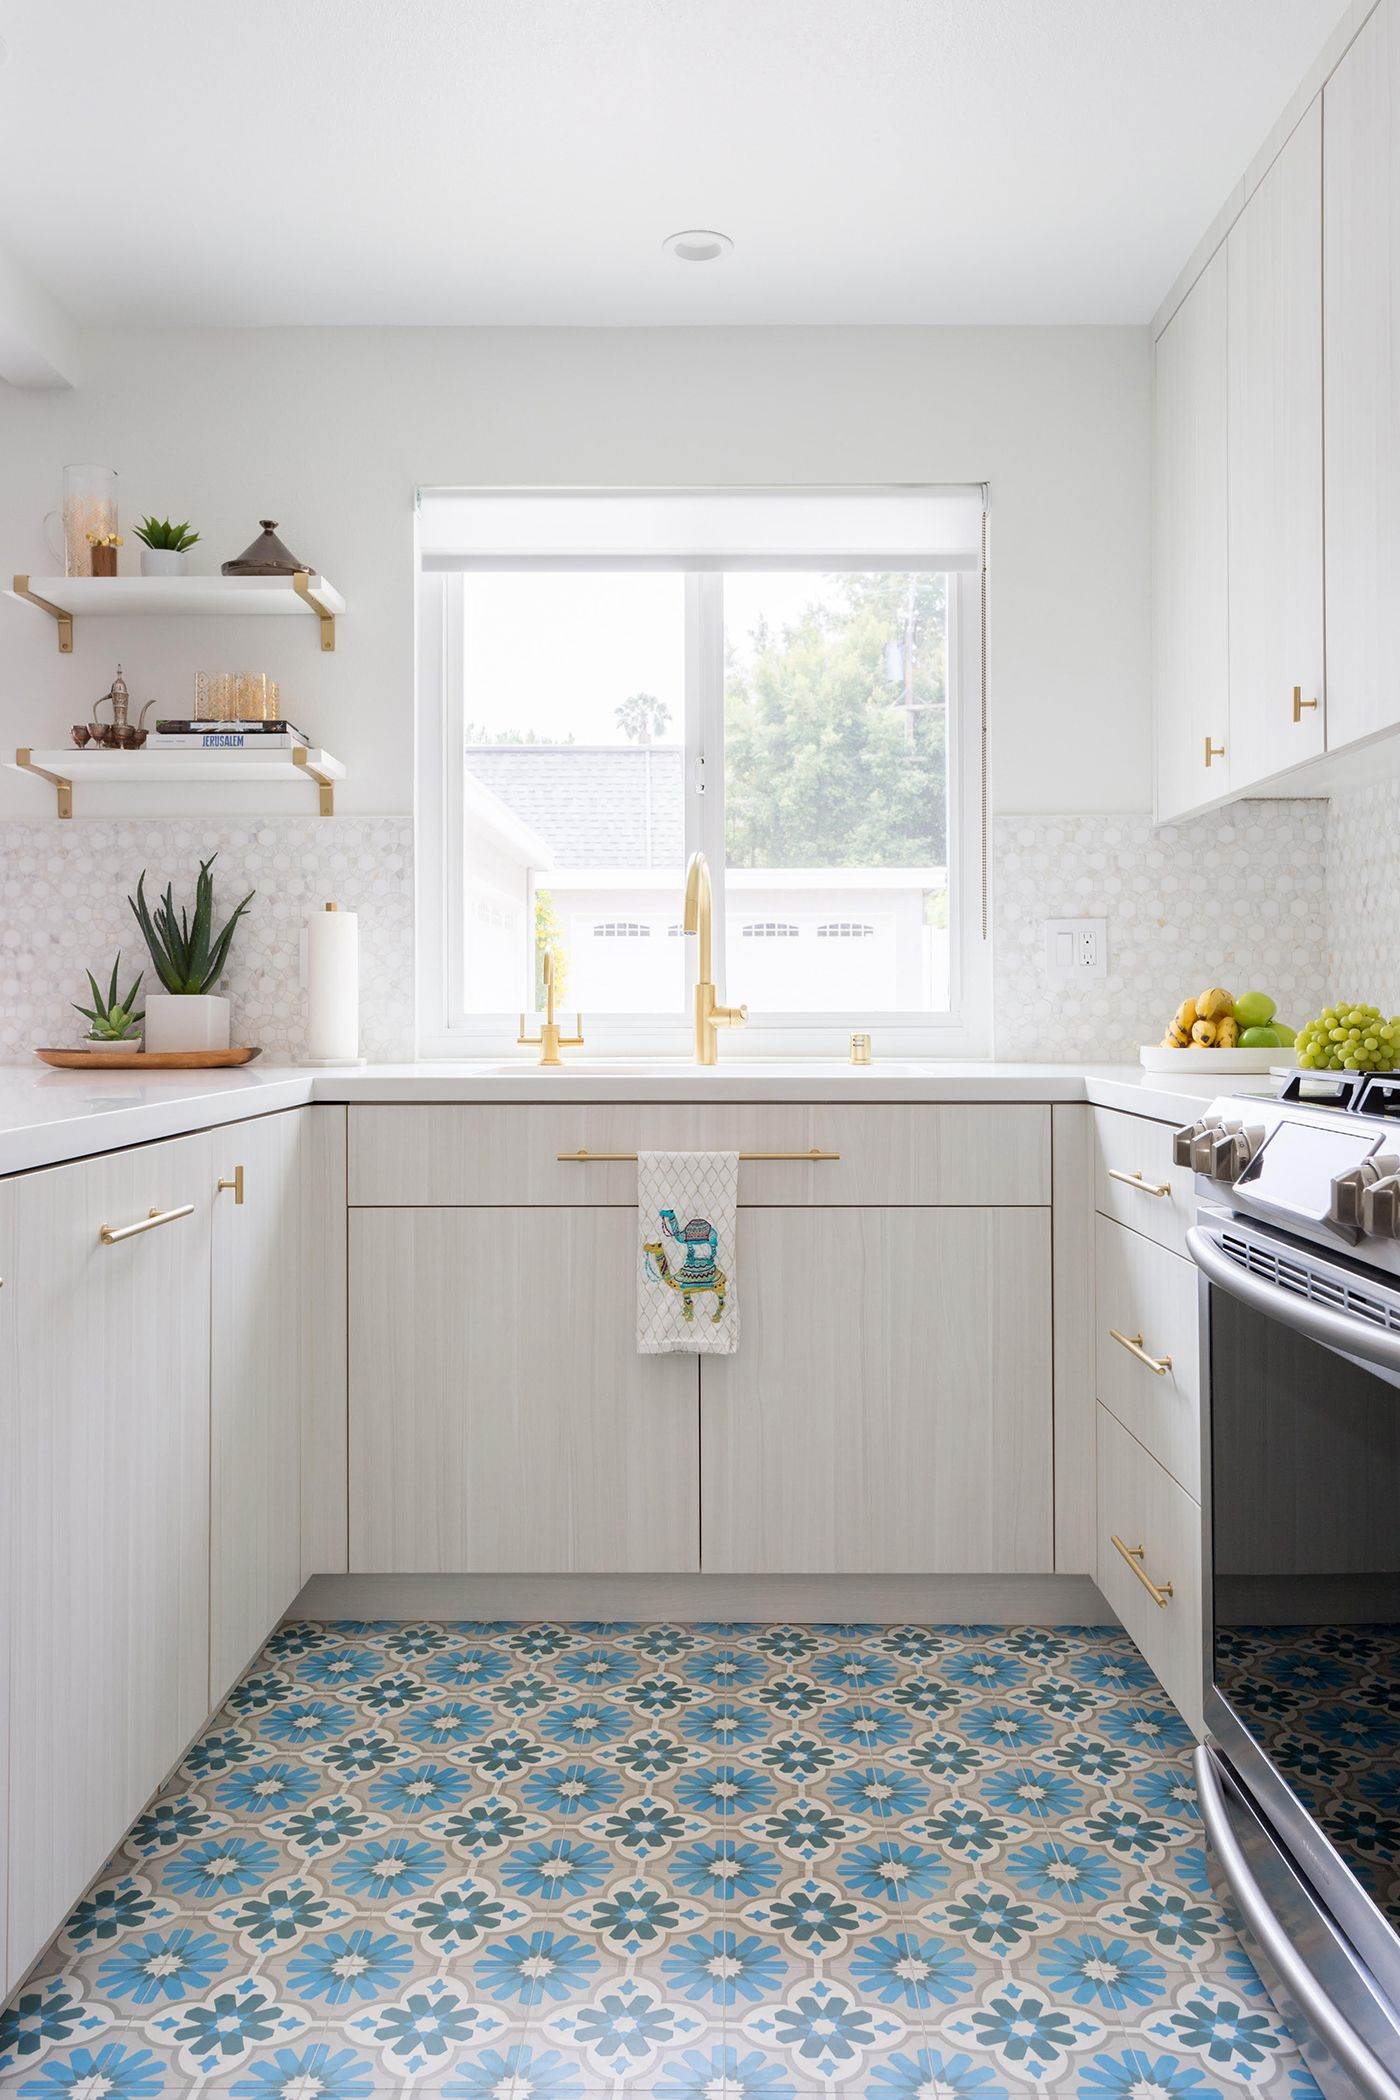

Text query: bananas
(1159, 986), (1261, 1052)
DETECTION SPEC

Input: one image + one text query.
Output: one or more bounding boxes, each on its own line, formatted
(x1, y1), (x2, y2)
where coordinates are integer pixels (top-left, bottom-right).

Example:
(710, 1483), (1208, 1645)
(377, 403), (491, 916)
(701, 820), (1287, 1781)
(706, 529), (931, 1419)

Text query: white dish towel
(637, 1150), (739, 1354)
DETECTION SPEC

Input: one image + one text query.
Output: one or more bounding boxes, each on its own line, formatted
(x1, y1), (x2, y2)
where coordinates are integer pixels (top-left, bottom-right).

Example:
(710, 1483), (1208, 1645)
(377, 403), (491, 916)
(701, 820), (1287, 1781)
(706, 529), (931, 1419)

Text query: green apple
(1240, 1025), (1283, 1048)
(1233, 990), (1277, 1029)
(1271, 1021), (1296, 1046)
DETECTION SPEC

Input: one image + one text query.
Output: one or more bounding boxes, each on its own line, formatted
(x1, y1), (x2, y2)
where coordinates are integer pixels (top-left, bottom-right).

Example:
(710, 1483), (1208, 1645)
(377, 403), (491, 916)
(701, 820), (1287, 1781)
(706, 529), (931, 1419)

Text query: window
(417, 487), (987, 1056)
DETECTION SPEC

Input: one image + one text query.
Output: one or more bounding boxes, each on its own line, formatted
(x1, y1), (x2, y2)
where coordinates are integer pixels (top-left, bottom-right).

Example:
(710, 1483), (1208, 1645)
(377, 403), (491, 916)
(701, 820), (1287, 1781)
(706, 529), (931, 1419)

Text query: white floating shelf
(11, 745), (346, 818)
(8, 571), (345, 652)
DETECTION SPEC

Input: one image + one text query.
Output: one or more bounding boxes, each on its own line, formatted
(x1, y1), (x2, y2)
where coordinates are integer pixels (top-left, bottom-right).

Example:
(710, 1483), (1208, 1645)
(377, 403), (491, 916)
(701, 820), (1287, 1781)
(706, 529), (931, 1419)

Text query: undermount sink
(464, 1057), (937, 1077)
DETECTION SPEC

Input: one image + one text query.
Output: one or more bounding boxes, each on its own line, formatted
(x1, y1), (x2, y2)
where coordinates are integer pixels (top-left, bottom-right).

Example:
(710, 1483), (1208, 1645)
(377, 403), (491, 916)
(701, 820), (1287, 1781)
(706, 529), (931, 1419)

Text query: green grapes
(1295, 1003), (1400, 1073)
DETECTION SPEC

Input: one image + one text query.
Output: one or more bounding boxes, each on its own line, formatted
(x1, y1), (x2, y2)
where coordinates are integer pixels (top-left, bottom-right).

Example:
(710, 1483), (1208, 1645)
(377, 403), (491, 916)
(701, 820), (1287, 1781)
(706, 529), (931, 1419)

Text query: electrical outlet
(1043, 918), (1108, 980)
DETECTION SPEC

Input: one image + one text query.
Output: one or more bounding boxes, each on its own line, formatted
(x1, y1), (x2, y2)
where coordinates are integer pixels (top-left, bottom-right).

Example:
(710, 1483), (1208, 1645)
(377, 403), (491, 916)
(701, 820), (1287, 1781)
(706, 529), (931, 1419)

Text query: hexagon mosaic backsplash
(0, 796), (1357, 1065)
(991, 800), (1330, 1064)
(0, 818), (415, 1063)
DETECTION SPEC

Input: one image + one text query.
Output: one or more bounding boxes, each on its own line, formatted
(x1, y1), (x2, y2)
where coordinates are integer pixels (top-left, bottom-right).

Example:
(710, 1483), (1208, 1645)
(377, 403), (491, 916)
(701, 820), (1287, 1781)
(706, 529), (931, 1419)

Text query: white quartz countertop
(0, 1059), (1284, 1178)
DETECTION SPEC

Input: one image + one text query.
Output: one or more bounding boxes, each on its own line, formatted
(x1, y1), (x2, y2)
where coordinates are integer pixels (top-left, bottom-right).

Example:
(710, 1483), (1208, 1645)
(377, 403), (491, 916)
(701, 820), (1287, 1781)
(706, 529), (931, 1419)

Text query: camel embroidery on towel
(636, 1152), (739, 1355)
(644, 1209), (727, 1324)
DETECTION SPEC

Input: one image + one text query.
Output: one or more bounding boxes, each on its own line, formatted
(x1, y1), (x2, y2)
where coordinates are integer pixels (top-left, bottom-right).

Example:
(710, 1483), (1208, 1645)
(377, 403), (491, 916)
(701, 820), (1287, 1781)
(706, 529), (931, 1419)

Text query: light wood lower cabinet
(347, 1201), (1054, 1580)
(1095, 1216), (1201, 1499)
(8, 1135), (214, 1977)
(209, 1110), (307, 1706)
(349, 1208), (701, 1572)
(1096, 1403), (1203, 1735)
(701, 1208), (1053, 1574)
(0, 1184), (15, 1999)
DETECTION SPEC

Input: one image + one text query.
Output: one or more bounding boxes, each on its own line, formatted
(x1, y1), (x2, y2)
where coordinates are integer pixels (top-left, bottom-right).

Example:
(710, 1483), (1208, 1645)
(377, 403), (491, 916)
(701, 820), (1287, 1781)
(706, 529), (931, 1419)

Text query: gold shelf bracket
(292, 569), (336, 652)
(16, 747), (73, 818)
(13, 575), (73, 652)
(291, 745), (336, 814)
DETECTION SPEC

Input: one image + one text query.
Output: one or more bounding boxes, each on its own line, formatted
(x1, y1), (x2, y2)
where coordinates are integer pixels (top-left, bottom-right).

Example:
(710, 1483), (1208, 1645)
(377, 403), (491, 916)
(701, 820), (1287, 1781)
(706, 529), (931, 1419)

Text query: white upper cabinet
(1324, 1), (1400, 753)
(1227, 98), (1325, 783)
(1154, 247), (1230, 820)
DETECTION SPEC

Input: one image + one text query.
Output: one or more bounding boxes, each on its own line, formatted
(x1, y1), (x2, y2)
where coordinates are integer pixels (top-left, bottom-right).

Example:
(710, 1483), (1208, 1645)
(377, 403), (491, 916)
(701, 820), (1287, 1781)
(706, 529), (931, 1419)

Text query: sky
(460, 570), (832, 744)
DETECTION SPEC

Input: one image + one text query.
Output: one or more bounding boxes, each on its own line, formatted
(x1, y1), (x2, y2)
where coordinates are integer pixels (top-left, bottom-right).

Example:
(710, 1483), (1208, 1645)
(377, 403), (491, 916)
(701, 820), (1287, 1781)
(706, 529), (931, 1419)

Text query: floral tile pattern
(0, 1622), (1324, 2098)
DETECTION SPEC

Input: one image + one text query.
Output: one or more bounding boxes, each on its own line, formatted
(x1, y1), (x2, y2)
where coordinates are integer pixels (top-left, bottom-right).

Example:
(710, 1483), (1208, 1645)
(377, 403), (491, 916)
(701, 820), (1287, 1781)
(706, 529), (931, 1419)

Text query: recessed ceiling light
(662, 229), (733, 264)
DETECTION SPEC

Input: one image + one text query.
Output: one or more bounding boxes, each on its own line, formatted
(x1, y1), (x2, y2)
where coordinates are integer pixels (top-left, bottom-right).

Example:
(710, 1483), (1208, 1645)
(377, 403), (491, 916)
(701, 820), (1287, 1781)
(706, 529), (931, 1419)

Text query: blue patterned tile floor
(0, 1622), (1324, 2099)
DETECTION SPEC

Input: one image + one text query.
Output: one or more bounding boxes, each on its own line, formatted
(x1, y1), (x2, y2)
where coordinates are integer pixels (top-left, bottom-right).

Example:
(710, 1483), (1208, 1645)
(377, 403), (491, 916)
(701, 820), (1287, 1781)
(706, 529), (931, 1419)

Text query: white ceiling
(0, 0), (1354, 329)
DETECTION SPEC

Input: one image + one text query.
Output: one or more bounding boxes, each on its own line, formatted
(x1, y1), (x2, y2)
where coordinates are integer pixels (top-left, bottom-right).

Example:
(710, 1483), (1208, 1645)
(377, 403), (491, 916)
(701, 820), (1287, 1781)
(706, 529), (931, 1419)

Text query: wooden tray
(34, 1046), (263, 1071)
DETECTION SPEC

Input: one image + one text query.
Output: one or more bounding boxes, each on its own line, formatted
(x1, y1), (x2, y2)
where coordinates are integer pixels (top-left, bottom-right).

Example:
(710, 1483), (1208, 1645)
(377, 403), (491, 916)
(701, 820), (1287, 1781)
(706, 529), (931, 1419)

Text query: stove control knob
(1330, 1155), (1400, 1231)
(1363, 1174), (1400, 1239)
(1207, 1123), (1264, 1182)
(1173, 1117), (1220, 1171)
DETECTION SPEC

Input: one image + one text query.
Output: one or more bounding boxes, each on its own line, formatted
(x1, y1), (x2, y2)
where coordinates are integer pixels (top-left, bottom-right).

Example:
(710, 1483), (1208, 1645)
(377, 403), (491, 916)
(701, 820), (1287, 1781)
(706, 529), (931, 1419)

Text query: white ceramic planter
(143, 993), (230, 1053)
(139, 547), (189, 577)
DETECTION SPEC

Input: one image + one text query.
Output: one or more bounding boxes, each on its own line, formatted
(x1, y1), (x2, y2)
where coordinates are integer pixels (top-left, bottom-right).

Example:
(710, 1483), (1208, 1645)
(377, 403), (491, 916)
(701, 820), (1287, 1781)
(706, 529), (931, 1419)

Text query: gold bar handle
(100, 1203), (195, 1246)
(1110, 1534), (1174, 1608)
(1204, 737), (1225, 767)
(217, 1167), (245, 1204)
(558, 1147), (839, 1163)
(1109, 1327), (1172, 1376)
(1108, 1167), (1171, 1199)
(1292, 686), (1318, 721)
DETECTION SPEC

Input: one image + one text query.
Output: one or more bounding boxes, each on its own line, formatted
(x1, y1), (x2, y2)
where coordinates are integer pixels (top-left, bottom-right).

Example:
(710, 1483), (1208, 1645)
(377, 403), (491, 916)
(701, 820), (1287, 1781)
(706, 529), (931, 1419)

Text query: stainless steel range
(1182, 1071), (1400, 2100)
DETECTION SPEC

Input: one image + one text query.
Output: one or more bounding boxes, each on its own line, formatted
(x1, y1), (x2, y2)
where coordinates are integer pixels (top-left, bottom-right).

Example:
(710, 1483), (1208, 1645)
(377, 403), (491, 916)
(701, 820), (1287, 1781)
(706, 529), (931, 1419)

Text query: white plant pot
(143, 993), (230, 1054)
(139, 547), (189, 577)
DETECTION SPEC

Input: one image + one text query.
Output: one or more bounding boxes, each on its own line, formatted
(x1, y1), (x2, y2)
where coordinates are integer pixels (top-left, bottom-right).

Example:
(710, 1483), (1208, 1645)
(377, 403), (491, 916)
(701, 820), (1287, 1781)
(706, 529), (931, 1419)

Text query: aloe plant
(133, 515), (200, 552)
(129, 853), (255, 995)
(74, 952), (144, 1042)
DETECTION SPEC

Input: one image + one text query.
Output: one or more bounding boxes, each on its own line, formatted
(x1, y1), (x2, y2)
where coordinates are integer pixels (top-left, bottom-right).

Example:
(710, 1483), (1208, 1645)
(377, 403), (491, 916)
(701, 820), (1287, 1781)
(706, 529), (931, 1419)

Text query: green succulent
(74, 952), (144, 1042)
(133, 514), (200, 552)
(129, 853), (255, 995)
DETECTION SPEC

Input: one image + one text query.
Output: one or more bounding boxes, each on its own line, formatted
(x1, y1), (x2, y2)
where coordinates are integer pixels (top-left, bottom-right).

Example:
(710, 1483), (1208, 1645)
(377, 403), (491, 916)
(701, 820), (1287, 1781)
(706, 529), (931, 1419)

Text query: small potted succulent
(134, 515), (200, 578)
(129, 852), (255, 1053)
(73, 953), (144, 1054)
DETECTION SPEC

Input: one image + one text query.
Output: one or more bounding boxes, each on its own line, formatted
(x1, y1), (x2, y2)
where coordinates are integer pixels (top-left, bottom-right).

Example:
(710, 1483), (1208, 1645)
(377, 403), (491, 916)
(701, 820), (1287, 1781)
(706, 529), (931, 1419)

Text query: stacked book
(151, 719), (310, 750)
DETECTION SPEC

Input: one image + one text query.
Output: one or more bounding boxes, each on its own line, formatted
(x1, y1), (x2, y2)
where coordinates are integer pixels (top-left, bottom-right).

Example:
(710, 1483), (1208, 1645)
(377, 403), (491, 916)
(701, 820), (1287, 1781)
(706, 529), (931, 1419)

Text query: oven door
(1190, 1217), (1400, 2095)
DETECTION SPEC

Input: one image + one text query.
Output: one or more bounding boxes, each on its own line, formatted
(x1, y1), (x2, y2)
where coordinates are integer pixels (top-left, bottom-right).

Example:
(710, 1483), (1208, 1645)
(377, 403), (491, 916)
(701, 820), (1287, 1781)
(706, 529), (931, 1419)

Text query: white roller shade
(419, 485), (985, 572)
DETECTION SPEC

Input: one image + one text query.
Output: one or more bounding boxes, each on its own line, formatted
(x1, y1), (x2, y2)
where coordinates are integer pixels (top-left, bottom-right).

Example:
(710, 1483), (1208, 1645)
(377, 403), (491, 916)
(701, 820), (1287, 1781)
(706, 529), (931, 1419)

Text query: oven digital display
(1241, 1120), (1378, 1220)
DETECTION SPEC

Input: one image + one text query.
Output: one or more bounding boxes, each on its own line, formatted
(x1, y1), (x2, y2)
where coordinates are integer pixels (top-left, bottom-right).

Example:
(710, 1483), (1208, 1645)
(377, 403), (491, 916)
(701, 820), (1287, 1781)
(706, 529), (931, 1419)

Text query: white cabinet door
(8, 1135), (211, 1979)
(1324, 1), (1400, 752)
(0, 1184), (15, 1998)
(700, 1208), (1053, 1574)
(1155, 246), (1231, 819)
(1228, 98), (1325, 785)
(210, 1110), (305, 1706)
(349, 1208), (700, 1572)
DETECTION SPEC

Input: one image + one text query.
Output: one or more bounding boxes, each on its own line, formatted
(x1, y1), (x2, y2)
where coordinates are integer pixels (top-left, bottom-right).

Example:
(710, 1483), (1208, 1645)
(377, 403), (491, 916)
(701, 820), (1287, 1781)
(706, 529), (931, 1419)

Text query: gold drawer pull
(1108, 1167), (1171, 1199)
(1205, 737), (1225, 767)
(1109, 1327), (1172, 1376)
(1292, 686), (1318, 721)
(1111, 1533), (1174, 1608)
(559, 1148), (839, 1162)
(217, 1166), (245, 1204)
(99, 1203), (195, 1246)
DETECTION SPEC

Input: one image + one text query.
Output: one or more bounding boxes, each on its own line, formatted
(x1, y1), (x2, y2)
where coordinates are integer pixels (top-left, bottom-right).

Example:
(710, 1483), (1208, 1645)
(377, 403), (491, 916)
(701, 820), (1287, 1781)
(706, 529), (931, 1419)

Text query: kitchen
(1, 3), (1398, 2095)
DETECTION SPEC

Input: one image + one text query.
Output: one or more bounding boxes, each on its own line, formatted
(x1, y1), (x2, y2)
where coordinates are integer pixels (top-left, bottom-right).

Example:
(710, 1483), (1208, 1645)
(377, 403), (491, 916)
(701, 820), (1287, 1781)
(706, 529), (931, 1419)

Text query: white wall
(0, 325), (1150, 821)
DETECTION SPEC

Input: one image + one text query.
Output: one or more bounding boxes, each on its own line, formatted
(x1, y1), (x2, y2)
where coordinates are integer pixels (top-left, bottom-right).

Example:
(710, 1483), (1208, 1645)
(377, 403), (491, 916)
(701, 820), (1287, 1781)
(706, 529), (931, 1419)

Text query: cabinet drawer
(1095, 1216), (1201, 1497)
(1093, 1106), (1195, 1255)
(1096, 1405), (1203, 1735)
(349, 1104), (1050, 1208)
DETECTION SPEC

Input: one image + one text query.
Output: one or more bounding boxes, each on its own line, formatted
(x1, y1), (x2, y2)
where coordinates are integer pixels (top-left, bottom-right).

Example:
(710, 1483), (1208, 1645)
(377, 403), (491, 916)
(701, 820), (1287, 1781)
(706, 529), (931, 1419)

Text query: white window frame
(416, 496), (989, 1060)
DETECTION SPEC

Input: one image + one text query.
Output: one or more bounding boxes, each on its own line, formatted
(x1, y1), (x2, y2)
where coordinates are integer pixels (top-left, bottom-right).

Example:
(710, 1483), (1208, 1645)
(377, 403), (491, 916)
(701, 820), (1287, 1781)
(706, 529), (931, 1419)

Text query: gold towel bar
(558, 1147), (840, 1163)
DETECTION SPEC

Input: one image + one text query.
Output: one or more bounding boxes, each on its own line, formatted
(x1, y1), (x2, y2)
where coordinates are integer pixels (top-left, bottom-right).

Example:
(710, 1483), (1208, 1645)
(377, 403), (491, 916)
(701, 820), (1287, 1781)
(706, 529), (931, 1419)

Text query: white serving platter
(1139, 1044), (1297, 1073)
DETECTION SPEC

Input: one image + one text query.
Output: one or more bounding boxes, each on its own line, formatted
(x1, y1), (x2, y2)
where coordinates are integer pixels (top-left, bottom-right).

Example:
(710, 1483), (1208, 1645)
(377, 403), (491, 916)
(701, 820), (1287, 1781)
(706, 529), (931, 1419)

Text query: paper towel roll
(306, 902), (361, 1064)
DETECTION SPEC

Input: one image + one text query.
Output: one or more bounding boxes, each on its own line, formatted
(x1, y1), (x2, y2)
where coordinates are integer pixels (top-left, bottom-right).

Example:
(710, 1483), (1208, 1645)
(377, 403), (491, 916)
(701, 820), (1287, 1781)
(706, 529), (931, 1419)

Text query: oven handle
(1186, 1225), (1400, 1377)
(1195, 1745), (1400, 2100)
